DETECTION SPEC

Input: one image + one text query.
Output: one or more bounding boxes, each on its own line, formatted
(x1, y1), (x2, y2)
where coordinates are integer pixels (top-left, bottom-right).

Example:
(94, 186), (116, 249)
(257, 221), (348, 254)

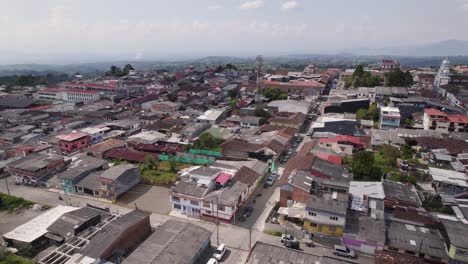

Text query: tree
(169, 158), (177, 173)
(144, 155), (157, 171)
(264, 88), (287, 100)
(351, 151), (381, 181)
(379, 145), (401, 166)
(367, 103), (380, 121)
(254, 107), (271, 119)
(356, 109), (368, 120)
(228, 89), (239, 99)
(123, 64), (134, 75)
(193, 133), (225, 150)
(386, 68), (414, 87)
(401, 144), (415, 160)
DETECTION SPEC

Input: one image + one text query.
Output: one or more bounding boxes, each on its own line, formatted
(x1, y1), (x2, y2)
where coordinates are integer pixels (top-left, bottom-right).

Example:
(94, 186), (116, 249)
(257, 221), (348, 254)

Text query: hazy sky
(1, 0), (468, 61)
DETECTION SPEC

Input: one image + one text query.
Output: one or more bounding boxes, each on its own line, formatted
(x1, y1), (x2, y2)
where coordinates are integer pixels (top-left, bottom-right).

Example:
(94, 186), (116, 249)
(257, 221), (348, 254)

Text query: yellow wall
(449, 245), (468, 262)
(304, 220), (343, 236)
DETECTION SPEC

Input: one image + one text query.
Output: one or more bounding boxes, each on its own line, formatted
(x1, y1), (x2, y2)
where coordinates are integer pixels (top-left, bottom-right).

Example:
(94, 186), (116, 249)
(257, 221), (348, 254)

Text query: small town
(1, 1), (468, 264)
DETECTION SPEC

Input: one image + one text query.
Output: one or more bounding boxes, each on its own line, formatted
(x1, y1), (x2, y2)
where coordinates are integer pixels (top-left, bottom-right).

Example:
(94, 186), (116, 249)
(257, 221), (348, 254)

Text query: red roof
(215, 173), (232, 184)
(40, 88), (99, 94)
(424, 108), (446, 116)
(319, 135), (364, 147)
(316, 154), (342, 165)
(447, 114), (468, 124)
(56, 132), (89, 142)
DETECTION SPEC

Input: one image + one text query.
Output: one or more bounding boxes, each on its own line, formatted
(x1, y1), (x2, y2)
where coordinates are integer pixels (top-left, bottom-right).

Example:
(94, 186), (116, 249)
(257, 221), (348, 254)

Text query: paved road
(0, 177), (374, 264)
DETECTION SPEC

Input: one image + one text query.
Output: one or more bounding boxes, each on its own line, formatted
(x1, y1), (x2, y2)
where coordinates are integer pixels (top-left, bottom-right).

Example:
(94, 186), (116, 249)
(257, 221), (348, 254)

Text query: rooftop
(56, 132), (89, 142)
(429, 167), (468, 188)
(122, 220), (211, 264)
(8, 153), (64, 172)
(3, 205), (77, 243)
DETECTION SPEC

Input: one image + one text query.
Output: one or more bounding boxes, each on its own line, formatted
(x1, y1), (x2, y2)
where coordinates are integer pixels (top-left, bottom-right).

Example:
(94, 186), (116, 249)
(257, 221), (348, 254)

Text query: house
(126, 130), (168, 144)
(84, 138), (127, 158)
(268, 112), (306, 130)
(318, 135), (366, 155)
(142, 101), (180, 112)
(423, 108), (468, 133)
(232, 165), (265, 197)
(382, 180), (422, 209)
(8, 153), (65, 184)
(170, 181), (209, 217)
(197, 109), (228, 125)
(122, 220), (212, 264)
(304, 192), (349, 238)
(70, 210), (151, 263)
(440, 219), (468, 263)
(343, 209), (386, 255)
(429, 167), (468, 197)
(201, 181), (248, 222)
(80, 126), (111, 145)
(225, 116), (262, 129)
(75, 164), (140, 200)
(57, 155), (108, 193)
(56, 132), (91, 153)
(181, 123), (211, 142)
(267, 100), (310, 115)
(379, 106), (401, 129)
(246, 241), (329, 264)
(385, 221), (449, 263)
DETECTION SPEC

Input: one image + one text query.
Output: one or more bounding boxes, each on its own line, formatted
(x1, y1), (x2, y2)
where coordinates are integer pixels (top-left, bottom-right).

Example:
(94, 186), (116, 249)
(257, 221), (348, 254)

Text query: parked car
(292, 142), (298, 148)
(265, 176), (275, 186)
(280, 234), (297, 243)
(207, 258), (218, 264)
(333, 245), (356, 259)
(283, 240), (300, 250)
(213, 244), (227, 260)
(243, 206), (254, 218)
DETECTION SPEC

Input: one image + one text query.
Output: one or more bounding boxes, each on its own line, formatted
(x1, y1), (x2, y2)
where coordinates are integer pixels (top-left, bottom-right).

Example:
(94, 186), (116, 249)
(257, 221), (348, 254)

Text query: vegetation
(356, 103), (379, 121)
(0, 73), (69, 87)
(264, 230), (282, 237)
(214, 63), (238, 73)
(228, 89), (239, 99)
(114, 159), (190, 185)
(192, 133), (225, 151)
(385, 67), (414, 87)
(0, 193), (34, 213)
(388, 172), (417, 185)
(254, 107), (272, 119)
(344, 64), (382, 88)
(351, 151), (382, 181)
(401, 144), (416, 160)
(263, 88), (288, 100)
(105, 64), (135, 77)
(423, 196), (454, 215)
(0, 247), (36, 264)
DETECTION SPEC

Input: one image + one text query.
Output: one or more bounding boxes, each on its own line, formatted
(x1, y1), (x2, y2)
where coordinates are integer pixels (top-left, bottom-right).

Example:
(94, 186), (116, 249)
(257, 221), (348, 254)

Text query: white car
(207, 258), (218, 264)
(213, 243), (226, 261)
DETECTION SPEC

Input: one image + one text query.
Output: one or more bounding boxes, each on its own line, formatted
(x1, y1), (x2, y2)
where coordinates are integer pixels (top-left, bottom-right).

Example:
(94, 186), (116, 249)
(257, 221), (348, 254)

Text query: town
(0, 54), (467, 264)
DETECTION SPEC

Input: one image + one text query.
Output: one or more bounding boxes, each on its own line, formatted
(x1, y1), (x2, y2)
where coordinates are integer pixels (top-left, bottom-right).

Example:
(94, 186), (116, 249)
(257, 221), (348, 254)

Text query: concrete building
(123, 220), (212, 264)
(35, 89), (101, 102)
(8, 153), (65, 184)
(423, 108), (468, 133)
(379, 106), (401, 129)
(80, 126), (111, 145)
(56, 132), (91, 153)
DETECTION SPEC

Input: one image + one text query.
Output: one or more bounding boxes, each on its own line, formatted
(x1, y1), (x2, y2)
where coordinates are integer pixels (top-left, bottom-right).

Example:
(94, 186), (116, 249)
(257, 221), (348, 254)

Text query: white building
(35, 89), (100, 102)
(197, 109), (227, 125)
(80, 126), (110, 145)
(379, 106), (401, 129)
(434, 58), (451, 93)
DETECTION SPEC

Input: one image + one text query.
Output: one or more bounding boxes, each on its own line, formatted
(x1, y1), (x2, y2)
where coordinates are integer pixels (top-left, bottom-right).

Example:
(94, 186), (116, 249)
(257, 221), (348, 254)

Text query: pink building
(56, 132), (91, 153)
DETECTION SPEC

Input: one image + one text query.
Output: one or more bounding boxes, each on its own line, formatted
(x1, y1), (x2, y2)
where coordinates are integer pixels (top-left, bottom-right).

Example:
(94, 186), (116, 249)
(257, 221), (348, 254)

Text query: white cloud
(281, 0), (298, 10)
(240, 0), (264, 10)
(208, 4), (222, 10)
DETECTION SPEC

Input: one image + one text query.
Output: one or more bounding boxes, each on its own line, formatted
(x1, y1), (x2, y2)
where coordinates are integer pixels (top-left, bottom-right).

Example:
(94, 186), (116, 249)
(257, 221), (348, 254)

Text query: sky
(1, 0), (468, 63)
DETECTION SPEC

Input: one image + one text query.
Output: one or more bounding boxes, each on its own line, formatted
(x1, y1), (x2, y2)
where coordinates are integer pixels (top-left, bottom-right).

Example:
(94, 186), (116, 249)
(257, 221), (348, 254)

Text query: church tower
(434, 57), (451, 93)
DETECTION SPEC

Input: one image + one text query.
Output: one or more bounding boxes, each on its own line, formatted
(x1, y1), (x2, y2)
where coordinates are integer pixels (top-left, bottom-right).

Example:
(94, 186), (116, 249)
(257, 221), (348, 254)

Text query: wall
(303, 219), (344, 237)
(264, 222), (304, 239)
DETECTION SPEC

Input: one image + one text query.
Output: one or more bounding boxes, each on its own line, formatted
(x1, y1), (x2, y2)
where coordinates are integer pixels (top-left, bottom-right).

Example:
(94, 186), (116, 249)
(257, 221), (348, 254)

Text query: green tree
(123, 64), (134, 75)
(169, 158), (177, 173)
(356, 108), (368, 120)
(352, 151), (382, 181)
(401, 144), (415, 160)
(379, 145), (401, 166)
(254, 107), (272, 119)
(228, 89), (239, 99)
(367, 103), (380, 121)
(144, 155), (157, 171)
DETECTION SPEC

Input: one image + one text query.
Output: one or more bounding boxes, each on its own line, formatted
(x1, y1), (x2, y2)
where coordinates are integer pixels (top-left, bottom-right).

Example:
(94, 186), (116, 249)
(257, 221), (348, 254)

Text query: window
(190, 200), (199, 206)
(172, 196), (180, 202)
(203, 201), (211, 208)
(173, 204), (181, 209)
(330, 216), (338, 221)
(308, 212), (317, 216)
(218, 205), (225, 211)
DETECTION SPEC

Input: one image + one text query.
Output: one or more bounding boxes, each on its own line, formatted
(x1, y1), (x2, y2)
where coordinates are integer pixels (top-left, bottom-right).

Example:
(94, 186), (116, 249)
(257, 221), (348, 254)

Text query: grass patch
(0, 193), (34, 213)
(0, 252), (36, 264)
(373, 152), (396, 174)
(140, 161), (191, 186)
(264, 230), (282, 237)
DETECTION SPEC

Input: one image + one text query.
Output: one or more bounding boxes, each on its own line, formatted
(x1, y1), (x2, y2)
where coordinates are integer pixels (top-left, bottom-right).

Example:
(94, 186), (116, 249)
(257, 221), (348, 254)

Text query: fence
(264, 222), (305, 239)
(188, 149), (222, 157)
(158, 153), (215, 165)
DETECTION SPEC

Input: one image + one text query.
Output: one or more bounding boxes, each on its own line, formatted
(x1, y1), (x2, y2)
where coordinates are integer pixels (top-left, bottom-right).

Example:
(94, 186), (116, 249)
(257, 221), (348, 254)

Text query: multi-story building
(379, 106), (401, 129)
(35, 89), (100, 102)
(80, 126), (111, 145)
(56, 132), (91, 153)
(423, 108), (468, 133)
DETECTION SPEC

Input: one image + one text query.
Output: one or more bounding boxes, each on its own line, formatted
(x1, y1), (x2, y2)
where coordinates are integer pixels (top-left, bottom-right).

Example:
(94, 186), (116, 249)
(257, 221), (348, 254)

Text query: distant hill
(344, 40), (468, 56)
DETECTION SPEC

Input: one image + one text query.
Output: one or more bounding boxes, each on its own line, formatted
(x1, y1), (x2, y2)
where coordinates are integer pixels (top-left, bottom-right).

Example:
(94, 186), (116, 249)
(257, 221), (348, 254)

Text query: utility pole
(249, 227), (252, 251)
(216, 196), (219, 245)
(4, 178), (10, 195)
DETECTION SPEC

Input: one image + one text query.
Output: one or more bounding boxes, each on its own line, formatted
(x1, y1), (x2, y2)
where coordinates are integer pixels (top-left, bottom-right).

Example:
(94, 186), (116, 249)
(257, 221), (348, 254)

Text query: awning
(215, 173), (232, 185)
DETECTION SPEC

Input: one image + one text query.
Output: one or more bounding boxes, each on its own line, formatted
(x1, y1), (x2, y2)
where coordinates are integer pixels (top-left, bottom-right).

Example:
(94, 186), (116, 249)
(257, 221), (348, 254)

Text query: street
(0, 176), (374, 264)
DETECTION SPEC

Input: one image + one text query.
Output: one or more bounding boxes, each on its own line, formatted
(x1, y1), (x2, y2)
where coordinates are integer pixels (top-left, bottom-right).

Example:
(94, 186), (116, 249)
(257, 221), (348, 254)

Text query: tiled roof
(103, 147), (158, 163)
(233, 166), (261, 186)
